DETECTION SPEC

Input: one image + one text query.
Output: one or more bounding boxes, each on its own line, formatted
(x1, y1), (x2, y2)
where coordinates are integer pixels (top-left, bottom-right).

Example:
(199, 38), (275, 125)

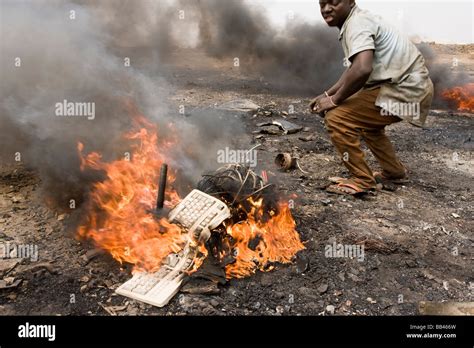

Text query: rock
(321, 199), (332, 206)
(451, 213), (461, 219)
(347, 273), (362, 282)
(103, 279), (114, 288)
(325, 305), (335, 315)
(57, 214), (66, 221)
(367, 297), (377, 304)
(295, 253), (309, 274)
(318, 283), (329, 294)
(379, 298), (393, 309)
(11, 196), (23, 203)
(273, 291), (285, 299)
(299, 134), (317, 142)
(80, 275), (90, 283)
(421, 270), (436, 280)
(209, 299), (220, 307)
(275, 306), (284, 315)
(304, 302), (321, 312)
(349, 267), (360, 275)
(298, 286), (319, 300)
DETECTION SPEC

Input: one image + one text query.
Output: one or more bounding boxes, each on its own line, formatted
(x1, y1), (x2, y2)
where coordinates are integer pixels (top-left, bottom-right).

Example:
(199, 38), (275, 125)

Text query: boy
(310, 0), (433, 195)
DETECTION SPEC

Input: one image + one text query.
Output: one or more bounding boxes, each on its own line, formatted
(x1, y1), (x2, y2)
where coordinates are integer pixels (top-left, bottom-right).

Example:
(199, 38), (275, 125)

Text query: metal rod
(156, 164), (168, 210)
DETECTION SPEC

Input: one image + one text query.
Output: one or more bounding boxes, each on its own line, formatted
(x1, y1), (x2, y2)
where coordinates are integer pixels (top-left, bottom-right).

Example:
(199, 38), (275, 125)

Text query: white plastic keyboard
(168, 189), (231, 241)
(116, 190), (230, 307)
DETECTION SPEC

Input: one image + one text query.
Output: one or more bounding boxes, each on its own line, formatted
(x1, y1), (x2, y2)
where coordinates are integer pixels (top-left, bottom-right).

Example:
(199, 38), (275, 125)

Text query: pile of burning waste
(442, 83), (474, 113)
(76, 110), (304, 307)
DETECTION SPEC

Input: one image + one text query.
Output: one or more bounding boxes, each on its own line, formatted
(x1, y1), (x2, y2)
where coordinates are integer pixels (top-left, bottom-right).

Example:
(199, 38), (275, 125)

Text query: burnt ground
(1, 47), (473, 316)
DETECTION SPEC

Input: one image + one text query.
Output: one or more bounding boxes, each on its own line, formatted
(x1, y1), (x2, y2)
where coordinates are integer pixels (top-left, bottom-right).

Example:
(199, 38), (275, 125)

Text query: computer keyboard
(168, 189), (231, 241)
(116, 190), (230, 307)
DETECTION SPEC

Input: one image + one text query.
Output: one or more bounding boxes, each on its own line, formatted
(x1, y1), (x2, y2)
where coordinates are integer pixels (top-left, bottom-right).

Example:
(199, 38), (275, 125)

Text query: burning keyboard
(116, 190), (230, 307)
(168, 189), (231, 241)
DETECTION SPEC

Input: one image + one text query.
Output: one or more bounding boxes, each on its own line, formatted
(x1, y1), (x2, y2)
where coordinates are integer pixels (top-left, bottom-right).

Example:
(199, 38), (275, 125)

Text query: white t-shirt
(339, 5), (434, 126)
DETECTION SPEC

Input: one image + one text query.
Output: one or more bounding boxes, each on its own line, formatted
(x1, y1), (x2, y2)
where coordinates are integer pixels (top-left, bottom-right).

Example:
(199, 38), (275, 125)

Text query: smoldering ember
(0, 0), (473, 323)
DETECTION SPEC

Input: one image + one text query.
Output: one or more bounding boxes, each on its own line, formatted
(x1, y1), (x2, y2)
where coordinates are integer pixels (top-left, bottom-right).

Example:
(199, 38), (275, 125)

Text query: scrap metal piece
(257, 119), (303, 135)
(275, 153), (297, 171)
(275, 153), (309, 174)
(156, 164), (168, 210)
(217, 99), (261, 112)
(0, 277), (21, 290)
(254, 125), (282, 135)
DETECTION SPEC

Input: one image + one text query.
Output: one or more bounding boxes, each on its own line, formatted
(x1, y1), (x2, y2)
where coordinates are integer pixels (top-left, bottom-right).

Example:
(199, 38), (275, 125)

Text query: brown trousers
(324, 88), (405, 189)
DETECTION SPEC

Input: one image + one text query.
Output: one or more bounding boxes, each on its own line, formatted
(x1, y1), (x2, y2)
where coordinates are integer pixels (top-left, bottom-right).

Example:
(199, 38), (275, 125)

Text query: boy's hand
(309, 94), (325, 113)
(310, 96), (337, 116)
(315, 97), (337, 114)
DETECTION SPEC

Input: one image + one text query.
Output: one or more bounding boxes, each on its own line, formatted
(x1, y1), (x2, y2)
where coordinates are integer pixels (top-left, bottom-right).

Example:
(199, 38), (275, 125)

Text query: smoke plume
(192, 0), (344, 95)
(0, 0), (244, 207)
(417, 43), (472, 108)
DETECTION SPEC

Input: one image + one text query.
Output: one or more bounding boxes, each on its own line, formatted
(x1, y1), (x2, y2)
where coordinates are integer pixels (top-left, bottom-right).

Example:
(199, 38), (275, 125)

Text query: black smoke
(192, 0), (344, 95)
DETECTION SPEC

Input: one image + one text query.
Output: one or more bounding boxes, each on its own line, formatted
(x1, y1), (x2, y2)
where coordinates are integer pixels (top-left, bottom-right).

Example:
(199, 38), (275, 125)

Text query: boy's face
(319, 0), (355, 28)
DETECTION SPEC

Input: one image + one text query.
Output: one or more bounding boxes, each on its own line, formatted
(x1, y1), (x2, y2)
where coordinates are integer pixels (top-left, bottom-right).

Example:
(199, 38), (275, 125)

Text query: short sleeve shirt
(339, 6), (434, 126)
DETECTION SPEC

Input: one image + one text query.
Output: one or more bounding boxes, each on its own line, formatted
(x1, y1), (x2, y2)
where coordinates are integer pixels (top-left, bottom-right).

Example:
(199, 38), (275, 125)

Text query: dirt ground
(0, 45), (473, 316)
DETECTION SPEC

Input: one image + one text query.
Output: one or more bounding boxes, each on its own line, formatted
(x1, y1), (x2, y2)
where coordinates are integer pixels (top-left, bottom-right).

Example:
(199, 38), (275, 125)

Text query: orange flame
(441, 83), (474, 113)
(77, 101), (304, 278)
(225, 198), (305, 279)
(77, 105), (184, 273)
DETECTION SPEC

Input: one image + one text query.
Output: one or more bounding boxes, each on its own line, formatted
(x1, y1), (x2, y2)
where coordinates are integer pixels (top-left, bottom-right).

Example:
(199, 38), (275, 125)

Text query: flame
(77, 100), (304, 278)
(77, 102), (184, 273)
(225, 198), (305, 279)
(441, 83), (474, 113)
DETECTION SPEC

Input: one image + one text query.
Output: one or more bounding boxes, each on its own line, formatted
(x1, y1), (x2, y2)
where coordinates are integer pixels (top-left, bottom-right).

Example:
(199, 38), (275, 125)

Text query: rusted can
(275, 153), (297, 171)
